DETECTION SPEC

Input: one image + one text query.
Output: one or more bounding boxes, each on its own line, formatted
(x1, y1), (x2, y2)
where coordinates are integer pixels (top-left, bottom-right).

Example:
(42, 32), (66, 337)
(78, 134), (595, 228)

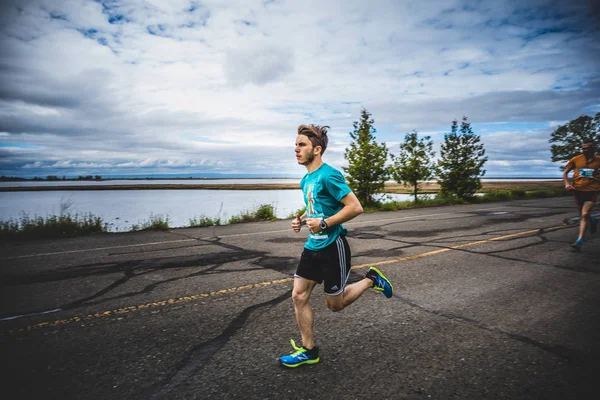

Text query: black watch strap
(320, 218), (328, 230)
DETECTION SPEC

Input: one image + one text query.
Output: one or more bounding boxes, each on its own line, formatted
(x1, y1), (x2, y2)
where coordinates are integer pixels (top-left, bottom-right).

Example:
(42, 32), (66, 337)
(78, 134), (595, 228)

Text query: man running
(279, 124), (393, 368)
(563, 141), (600, 251)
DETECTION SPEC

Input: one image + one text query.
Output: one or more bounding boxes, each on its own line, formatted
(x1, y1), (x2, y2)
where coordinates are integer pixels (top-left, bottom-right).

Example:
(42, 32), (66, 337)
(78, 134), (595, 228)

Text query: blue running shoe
(279, 339), (319, 368)
(366, 267), (394, 298)
(571, 239), (583, 251)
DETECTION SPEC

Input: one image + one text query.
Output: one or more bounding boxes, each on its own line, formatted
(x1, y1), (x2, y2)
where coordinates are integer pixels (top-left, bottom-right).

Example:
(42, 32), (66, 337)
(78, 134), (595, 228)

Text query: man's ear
(314, 145), (323, 156)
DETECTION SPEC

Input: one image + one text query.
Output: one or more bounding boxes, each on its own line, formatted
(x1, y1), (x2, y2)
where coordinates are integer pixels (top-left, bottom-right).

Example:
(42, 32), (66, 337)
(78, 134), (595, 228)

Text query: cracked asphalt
(1, 196), (599, 400)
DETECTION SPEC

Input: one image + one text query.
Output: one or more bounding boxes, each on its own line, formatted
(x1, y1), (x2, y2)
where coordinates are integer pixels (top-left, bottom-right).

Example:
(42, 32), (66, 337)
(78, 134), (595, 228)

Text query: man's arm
(325, 192), (363, 227)
(563, 163), (574, 190)
(305, 192), (363, 233)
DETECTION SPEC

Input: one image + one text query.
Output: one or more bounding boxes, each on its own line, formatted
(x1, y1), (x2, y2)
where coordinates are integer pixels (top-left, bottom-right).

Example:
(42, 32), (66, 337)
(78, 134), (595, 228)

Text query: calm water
(0, 178), (560, 232)
(0, 189), (306, 232)
(0, 189), (422, 232)
(0, 178), (302, 187)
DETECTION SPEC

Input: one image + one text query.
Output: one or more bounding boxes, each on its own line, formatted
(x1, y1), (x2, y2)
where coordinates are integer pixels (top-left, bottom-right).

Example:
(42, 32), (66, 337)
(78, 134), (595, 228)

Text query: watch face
(320, 220), (327, 230)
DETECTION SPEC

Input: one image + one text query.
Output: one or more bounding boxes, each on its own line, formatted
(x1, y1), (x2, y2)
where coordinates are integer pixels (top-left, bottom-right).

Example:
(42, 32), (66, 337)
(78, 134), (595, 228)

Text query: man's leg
(572, 198), (595, 250)
(321, 235), (394, 312)
(578, 200), (595, 239)
(325, 278), (373, 312)
(280, 276), (320, 367)
(292, 276), (317, 349)
(590, 201), (598, 235)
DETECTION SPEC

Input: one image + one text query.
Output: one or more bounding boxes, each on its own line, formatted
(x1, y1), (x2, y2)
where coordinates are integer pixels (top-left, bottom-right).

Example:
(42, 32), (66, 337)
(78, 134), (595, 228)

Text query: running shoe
(590, 217), (598, 235)
(279, 339), (319, 368)
(571, 239), (583, 251)
(366, 267), (394, 298)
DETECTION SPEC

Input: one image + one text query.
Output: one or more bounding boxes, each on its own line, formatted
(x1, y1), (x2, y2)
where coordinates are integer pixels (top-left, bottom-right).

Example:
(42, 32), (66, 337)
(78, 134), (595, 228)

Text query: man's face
(295, 135), (316, 166)
(582, 143), (595, 157)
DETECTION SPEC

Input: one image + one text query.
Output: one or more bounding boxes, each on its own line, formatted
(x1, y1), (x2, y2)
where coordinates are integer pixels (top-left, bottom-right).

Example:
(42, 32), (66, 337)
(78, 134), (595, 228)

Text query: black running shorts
(574, 191), (599, 206)
(295, 235), (351, 296)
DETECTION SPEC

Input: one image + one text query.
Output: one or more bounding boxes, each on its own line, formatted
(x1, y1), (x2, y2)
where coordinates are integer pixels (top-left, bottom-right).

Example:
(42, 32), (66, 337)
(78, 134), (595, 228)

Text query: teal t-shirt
(300, 163), (352, 251)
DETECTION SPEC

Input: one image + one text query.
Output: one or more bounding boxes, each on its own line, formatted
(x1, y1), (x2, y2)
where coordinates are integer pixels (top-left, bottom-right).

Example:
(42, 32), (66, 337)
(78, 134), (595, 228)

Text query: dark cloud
(373, 81), (600, 131)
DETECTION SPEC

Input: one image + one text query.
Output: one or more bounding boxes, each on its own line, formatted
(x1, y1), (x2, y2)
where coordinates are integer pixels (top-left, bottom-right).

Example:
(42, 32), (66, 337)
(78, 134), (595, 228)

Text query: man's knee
(325, 297), (344, 312)
(292, 288), (310, 305)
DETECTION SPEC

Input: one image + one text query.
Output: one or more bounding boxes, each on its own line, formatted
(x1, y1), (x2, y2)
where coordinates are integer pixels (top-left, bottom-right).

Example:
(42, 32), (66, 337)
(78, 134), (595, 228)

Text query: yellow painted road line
(4, 278), (294, 335)
(351, 228), (545, 270)
(3, 225), (563, 336)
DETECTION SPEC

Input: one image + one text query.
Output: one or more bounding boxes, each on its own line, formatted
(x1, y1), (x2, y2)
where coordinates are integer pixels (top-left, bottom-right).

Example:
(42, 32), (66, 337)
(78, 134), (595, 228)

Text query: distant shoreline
(0, 177), (302, 183)
(0, 181), (564, 193)
(0, 176), (562, 183)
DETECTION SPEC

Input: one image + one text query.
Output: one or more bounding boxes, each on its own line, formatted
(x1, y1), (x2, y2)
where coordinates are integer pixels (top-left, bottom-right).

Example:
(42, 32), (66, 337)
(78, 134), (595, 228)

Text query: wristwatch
(319, 218), (328, 231)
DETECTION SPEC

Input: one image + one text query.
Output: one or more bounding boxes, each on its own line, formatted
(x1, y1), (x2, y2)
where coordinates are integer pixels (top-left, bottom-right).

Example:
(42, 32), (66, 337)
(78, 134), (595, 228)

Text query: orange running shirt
(565, 154), (600, 191)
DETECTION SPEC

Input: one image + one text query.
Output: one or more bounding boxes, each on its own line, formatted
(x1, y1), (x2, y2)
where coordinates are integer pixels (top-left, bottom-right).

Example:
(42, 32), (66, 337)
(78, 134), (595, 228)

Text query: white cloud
(0, 0), (599, 178)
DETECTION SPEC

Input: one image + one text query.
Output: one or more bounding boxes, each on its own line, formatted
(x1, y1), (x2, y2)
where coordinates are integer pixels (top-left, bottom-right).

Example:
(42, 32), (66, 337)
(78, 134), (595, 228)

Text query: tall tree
(390, 130), (435, 202)
(343, 108), (389, 205)
(437, 117), (488, 200)
(549, 113), (600, 169)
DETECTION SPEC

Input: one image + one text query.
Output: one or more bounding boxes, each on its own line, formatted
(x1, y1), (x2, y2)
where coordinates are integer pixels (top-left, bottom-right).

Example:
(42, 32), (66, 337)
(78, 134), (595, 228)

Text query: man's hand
(565, 183), (574, 191)
(305, 218), (321, 234)
(292, 214), (302, 233)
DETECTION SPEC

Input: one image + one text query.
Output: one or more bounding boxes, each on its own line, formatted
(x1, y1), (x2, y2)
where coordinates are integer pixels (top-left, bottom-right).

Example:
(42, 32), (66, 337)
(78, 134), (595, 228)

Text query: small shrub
(510, 188), (527, 198)
(255, 204), (276, 221)
(227, 211), (253, 224)
(287, 207), (306, 219)
(189, 215), (221, 227)
(377, 201), (403, 211)
(481, 190), (512, 202)
(131, 214), (170, 231)
(0, 212), (108, 240)
(528, 190), (551, 198)
(228, 204), (277, 224)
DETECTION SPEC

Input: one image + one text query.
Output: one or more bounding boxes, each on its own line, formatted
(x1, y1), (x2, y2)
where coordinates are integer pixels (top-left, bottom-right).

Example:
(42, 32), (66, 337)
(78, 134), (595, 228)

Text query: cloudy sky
(1, 0), (599, 179)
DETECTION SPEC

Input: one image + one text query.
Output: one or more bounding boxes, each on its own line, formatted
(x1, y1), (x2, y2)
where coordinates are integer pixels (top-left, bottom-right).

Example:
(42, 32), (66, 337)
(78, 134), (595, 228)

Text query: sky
(0, 0), (599, 179)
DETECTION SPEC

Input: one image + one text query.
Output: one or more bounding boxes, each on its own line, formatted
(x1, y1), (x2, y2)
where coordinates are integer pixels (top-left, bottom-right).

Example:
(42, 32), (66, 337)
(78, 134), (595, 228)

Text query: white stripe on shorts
(329, 236), (350, 296)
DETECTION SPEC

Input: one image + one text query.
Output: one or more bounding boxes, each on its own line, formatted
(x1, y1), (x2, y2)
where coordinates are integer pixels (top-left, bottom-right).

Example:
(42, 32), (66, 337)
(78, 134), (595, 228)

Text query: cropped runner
(563, 141), (600, 251)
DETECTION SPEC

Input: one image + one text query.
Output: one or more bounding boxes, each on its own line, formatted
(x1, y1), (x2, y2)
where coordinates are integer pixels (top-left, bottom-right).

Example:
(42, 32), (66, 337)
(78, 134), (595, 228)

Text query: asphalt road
(1, 196), (599, 400)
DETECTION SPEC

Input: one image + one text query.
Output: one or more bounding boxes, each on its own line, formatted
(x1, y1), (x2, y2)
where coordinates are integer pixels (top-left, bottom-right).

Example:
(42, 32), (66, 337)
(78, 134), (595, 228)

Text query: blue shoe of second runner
(571, 239), (583, 251)
(279, 339), (319, 368)
(366, 267), (394, 298)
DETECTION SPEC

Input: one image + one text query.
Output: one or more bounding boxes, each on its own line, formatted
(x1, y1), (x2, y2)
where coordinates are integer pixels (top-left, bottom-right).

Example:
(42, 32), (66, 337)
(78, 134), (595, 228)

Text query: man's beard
(300, 149), (315, 165)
